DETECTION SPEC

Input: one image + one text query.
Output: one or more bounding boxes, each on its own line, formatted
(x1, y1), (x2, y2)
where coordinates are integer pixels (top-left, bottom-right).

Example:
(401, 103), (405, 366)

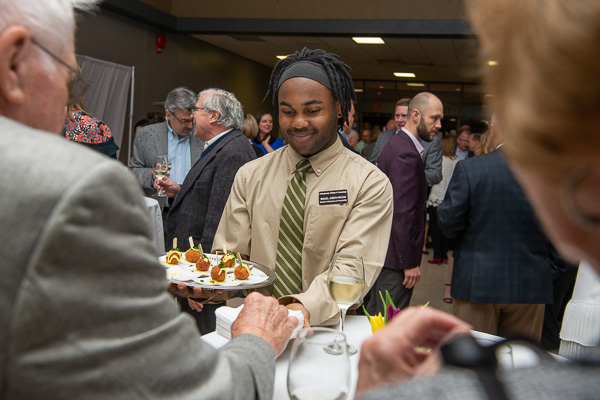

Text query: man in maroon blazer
(367, 92), (444, 313)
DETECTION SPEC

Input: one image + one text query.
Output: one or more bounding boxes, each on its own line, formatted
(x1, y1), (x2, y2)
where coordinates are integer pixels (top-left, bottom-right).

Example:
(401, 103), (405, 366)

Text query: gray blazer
(368, 129), (395, 164)
(128, 121), (203, 196)
(167, 130), (256, 252)
(0, 116), (274, 399)
(421, 135), (443, 186)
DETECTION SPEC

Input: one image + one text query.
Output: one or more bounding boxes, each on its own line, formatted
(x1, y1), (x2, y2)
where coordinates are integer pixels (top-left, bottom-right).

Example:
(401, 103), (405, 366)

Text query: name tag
(319, 190), (348, 205)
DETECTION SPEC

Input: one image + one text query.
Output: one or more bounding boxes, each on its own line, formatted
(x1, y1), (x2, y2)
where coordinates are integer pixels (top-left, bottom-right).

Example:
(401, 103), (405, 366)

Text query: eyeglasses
(31, 38), (89, 101)
(170, 111), (195, 125)
(191, 107), (206, 113)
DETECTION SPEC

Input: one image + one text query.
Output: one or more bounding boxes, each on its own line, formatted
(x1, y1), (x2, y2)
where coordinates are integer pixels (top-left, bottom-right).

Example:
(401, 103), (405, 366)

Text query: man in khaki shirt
(211, 48), (393, 326)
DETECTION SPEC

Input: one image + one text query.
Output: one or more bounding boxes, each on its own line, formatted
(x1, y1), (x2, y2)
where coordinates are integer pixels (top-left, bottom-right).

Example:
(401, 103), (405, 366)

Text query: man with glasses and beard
(367, 92), (444, 313)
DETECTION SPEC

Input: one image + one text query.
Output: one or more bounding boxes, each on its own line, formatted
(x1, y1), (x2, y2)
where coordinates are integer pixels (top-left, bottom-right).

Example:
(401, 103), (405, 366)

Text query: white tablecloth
(201, 316), (556, 399)
(202, 315), (371, 400)
(143, 196), (164, 254)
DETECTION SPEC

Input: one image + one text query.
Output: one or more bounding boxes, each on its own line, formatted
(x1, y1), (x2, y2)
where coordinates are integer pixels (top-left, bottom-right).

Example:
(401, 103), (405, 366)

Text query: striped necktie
(273, 159), (311, 297)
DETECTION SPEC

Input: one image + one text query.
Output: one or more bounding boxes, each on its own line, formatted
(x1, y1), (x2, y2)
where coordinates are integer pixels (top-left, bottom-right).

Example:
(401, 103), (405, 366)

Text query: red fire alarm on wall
(156, 33), (166, 54)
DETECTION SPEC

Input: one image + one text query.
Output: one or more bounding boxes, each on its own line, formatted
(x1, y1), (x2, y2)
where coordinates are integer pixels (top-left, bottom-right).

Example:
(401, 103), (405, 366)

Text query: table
(201, 316), (556, 399)
(202, 315), (371, 400)
(143, 196), (164, 254)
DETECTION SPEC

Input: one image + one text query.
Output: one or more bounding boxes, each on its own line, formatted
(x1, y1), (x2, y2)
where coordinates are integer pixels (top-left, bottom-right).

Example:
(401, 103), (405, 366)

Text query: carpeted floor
(409, 250), (454, 314)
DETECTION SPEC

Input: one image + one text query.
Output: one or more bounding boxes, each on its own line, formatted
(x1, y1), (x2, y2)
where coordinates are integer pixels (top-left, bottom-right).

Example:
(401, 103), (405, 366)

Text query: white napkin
(215, 304), (304, 340)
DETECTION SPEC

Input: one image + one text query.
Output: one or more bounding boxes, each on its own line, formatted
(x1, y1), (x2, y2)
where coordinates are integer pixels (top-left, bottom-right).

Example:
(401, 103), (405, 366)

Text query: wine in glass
(327, 253), (365, 356)
(287, 327), (350, 400)
(152, 155), (169, 197)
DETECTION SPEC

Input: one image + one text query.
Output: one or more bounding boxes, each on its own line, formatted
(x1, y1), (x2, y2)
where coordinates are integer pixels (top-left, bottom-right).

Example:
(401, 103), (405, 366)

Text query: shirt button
(317, 168), (321, 173)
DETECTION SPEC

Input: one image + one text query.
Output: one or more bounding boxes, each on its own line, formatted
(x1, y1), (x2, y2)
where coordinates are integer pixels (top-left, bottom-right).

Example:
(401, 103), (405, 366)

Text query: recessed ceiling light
(488, 60), (498, 66)
(276, 55), (289, 60)
(394, 72), (416, 78)
(352, 37), (385, 44)
(407, 83), (425, 87)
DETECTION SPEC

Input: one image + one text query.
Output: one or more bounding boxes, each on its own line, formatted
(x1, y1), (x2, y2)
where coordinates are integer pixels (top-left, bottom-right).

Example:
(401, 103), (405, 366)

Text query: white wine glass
(152, 155), (169, 197)
(327, 253), (365, 356)
(287, 327), (350, 400)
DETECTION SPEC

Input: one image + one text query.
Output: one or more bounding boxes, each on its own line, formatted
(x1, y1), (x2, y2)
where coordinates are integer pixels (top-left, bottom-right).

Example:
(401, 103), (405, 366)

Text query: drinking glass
(327, 253), (365, 356)
(287, 327), (350, 400)
(152, 155), (169, 197)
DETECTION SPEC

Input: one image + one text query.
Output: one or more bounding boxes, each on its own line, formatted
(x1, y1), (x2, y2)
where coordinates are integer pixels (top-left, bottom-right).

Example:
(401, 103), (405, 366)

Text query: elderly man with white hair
(0, 1), (295, 398)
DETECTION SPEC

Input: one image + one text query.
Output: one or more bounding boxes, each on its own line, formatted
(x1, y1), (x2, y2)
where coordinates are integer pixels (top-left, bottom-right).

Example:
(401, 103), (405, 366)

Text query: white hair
(199, 88), (245, 131)
(0, 0), (98, 67)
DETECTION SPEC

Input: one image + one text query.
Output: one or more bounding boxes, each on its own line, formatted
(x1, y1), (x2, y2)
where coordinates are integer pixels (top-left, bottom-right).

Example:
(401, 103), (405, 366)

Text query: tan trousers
(453, 299), (545, 342)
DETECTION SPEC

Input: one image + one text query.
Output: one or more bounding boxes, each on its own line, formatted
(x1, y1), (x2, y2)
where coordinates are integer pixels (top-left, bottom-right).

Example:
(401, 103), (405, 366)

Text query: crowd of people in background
(120, 75), (582, 352)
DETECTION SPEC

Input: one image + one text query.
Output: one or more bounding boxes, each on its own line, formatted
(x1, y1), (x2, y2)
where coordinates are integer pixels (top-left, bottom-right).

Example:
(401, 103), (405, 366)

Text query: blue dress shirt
(167, 122), (192, 184)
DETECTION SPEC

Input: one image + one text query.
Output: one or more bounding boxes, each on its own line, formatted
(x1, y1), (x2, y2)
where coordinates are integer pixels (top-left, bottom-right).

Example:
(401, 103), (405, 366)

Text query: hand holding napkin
(215, 304), (304, 340)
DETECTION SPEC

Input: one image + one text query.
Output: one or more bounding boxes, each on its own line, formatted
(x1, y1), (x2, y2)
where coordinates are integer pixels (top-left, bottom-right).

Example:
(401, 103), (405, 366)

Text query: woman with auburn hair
(354, 1), (600, 398)
(469, 0), (600, 269)
(469, 0), (600, 361)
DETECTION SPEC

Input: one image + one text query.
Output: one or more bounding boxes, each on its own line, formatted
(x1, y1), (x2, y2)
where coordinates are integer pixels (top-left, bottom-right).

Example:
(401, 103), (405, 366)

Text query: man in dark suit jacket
(158, 88), (256, 334)
(367, 93), (444, 314)
(437, 120), (554, 342)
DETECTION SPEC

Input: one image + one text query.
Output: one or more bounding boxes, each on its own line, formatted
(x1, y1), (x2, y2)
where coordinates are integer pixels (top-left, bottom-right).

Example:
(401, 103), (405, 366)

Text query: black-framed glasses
(31, 38), (90, 101)
(170, 111), (194, 125)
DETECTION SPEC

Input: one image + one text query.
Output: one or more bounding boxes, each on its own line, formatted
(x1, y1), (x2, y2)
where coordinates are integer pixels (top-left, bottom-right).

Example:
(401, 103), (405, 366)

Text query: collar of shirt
(203, 128), (233, 151)
(401, 127), (425, 157)
(286, 135), (345, 177)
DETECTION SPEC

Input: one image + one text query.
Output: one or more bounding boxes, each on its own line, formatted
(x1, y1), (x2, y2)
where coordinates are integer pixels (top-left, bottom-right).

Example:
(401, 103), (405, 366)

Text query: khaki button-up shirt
(213, 138), (393, 326)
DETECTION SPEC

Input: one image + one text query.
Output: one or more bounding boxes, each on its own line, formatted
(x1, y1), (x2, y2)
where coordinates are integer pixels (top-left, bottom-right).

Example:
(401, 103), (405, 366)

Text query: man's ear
(0, 26), (31, 106)
(335, 100), (342, 118)
(411, 109), (421, 124)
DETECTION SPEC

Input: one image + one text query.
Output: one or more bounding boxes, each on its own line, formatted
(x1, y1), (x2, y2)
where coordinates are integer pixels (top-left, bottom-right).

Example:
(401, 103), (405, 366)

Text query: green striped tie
(273, 159), (311, 297)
